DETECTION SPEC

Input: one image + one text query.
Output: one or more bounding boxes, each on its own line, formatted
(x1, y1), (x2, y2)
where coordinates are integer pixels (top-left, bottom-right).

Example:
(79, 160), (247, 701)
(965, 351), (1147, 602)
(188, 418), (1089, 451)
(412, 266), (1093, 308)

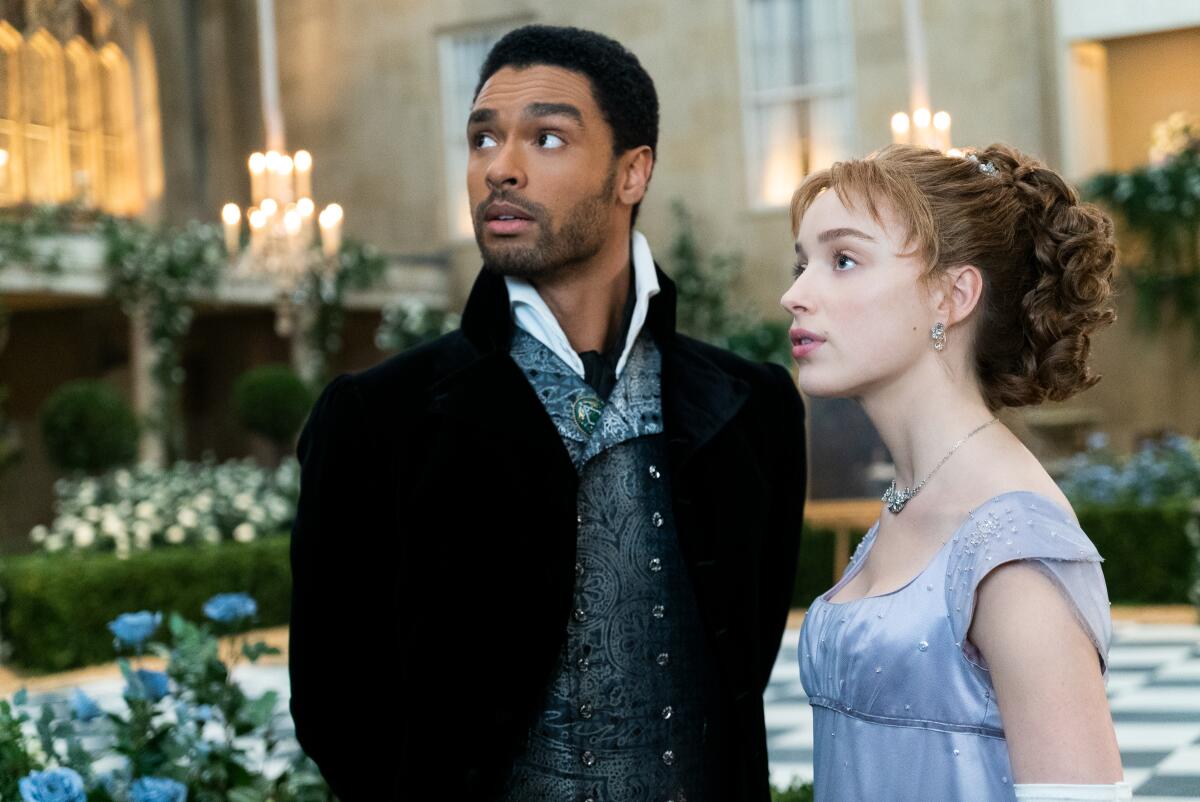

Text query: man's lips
(789, 327), (826, 359)
(483, 202), (535, 235)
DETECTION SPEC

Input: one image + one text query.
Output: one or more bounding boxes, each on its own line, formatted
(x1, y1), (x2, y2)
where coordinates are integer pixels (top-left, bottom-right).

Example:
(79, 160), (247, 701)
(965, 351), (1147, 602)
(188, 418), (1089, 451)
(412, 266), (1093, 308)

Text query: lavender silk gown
(799, 491), (1114, 802)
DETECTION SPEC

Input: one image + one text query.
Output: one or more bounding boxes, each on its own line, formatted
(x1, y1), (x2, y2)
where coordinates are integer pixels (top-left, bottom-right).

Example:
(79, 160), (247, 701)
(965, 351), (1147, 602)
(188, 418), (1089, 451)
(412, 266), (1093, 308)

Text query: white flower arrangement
(1149, 111), (1200, 165)
(30, 457), (300, 556)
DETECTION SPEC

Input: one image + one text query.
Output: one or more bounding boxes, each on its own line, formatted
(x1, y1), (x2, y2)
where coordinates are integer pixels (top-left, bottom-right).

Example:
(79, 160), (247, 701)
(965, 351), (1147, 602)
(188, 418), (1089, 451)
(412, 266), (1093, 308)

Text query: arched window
(0, 20), (21, 205)
(21, 29), (68, 203)
(0, 10), (145, 215)
(65, 36), (101, 206)
(98, 41), (136, 214)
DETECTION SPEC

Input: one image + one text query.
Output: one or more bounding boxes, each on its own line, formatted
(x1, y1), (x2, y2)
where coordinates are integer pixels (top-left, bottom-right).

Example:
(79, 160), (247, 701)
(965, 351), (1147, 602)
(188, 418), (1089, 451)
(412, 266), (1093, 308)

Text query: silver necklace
(882, 417), (999, 514)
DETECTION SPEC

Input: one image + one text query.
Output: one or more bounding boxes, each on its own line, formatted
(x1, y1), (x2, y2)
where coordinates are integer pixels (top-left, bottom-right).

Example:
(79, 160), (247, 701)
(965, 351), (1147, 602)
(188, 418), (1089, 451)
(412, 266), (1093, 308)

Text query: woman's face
(780, 188), (936, 401)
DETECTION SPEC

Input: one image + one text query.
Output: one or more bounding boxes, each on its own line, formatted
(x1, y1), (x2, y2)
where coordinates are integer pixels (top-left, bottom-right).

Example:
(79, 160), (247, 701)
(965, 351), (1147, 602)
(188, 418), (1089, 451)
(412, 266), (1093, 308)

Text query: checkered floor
(23, 622), (1200, 799)
(766, 623), (1200, 800)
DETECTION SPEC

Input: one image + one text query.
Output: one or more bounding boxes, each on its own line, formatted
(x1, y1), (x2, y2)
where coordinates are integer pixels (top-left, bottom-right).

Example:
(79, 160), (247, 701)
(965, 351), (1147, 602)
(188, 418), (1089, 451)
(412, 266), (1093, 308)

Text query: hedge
(793, 502), (1197, 609)
(0, 536), (291, 673)
(1076, 502), (1196, 604)
(0, 504), (1194, 673)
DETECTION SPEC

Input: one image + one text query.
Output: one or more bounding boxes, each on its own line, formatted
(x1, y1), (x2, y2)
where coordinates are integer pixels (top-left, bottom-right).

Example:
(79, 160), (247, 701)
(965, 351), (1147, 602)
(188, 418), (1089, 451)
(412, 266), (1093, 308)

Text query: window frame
(734, 0), (858, 212)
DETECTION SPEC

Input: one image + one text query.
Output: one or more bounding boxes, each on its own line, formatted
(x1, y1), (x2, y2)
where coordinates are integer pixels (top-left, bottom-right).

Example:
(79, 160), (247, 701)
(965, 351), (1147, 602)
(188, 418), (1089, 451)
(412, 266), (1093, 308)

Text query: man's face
(467, 65), (620, 280)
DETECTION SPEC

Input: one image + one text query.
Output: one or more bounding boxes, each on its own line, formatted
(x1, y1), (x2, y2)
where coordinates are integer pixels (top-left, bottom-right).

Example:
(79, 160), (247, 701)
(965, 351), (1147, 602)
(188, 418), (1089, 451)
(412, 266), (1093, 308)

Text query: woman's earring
(931, 322), (947, 351)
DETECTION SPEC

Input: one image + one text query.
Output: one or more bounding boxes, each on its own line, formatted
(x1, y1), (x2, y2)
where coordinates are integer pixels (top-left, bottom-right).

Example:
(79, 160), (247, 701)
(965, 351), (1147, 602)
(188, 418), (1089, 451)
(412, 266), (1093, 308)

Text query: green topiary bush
(0, 536), (291, 672)
(39, 379), (139, 473)
(233, 364), (314, 449)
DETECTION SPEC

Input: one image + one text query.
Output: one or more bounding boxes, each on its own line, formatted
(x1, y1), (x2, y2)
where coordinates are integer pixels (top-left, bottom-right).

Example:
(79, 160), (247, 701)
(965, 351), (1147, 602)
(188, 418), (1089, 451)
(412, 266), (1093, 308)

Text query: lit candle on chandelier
(297, 196), (316, 245)
(248, 153), (267, 205)
(890, 112), (911, 146)
(318, 203), (343, 259)
(248, 207), (267, 256)
(933, 111), (952, 152)
(221, 203), (241, 255)
(912, 107), (932, 148)
(264, 151), (282, 202)
(294, 150), (313, 199)
(277, 155), (295, 204)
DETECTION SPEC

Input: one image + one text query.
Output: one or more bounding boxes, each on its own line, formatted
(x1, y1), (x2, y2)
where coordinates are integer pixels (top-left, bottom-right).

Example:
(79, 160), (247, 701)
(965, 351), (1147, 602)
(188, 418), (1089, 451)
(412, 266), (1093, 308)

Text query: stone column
(129, 304), (165, 467)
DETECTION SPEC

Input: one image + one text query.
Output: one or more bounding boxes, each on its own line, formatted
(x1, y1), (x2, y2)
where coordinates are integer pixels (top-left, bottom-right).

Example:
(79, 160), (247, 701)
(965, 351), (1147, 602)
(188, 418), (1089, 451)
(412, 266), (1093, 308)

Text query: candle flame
(319, 203), (344, 228)
(222, 203), (241, 225)
(294, 150), (312, 171)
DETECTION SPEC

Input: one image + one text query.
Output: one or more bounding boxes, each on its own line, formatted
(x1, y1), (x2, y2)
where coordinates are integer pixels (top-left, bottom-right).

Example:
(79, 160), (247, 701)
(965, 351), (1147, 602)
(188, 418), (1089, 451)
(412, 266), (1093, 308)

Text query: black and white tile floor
(25, 622), (1200, 799)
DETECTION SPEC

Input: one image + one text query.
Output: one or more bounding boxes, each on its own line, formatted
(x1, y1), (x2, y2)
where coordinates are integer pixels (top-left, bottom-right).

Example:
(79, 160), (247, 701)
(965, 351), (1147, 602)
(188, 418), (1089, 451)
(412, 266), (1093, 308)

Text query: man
(289, 24), (806, 801)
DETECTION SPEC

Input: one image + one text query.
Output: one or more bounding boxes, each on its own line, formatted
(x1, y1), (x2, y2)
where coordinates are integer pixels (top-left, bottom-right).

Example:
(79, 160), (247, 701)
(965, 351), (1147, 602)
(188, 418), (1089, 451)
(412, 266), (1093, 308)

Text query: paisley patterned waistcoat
(501, 328), (720, 802)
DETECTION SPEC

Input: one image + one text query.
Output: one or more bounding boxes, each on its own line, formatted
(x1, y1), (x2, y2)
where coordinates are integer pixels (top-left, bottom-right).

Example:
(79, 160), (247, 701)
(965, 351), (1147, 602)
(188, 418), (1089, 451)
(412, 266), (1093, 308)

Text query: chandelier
(890, 0), (960, 156)
(220, 149), (343, 336)
(217, 0), (344, 338)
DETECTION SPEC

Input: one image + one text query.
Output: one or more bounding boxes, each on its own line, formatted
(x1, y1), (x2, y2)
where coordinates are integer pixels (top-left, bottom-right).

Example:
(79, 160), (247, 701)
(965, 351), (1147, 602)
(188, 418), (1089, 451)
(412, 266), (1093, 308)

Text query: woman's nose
(780, 275), (811, 316)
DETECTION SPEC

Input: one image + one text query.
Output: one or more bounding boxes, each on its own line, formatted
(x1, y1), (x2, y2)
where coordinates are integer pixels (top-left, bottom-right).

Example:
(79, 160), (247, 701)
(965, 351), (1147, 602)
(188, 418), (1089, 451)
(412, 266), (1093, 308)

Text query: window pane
(743, 0), (854, 206)
(749, 0), (810, 91)
(753, 99), (810, 207)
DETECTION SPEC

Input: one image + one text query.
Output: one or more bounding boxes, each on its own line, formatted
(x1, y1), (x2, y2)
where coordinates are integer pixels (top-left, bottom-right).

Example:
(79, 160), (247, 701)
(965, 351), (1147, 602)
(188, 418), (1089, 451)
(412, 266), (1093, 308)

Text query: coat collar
(444, 265), (746, 466)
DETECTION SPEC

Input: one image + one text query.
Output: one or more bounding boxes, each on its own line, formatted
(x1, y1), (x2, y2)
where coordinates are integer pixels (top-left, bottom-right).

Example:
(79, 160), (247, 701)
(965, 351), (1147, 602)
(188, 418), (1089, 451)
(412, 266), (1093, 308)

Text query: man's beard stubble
(474, 167), (618, 281)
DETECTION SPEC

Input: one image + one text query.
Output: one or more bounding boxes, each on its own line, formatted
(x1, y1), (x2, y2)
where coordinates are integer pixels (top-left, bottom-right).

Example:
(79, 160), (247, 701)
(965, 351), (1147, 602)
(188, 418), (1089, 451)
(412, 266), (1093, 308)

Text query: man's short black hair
(474, 25), (659, 225)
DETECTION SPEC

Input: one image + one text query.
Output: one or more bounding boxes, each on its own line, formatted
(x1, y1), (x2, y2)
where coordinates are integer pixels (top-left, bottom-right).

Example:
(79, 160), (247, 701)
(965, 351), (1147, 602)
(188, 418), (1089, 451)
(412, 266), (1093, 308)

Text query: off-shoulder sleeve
(945, 493), (1113, 676)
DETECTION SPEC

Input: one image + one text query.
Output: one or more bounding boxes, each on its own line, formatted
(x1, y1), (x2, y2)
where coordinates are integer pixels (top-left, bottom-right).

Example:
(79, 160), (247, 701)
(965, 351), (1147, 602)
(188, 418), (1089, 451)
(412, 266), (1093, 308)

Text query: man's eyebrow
(524, 102), (584, 124)
(467, 108), (494, 126)
(818, 227), (876, 244)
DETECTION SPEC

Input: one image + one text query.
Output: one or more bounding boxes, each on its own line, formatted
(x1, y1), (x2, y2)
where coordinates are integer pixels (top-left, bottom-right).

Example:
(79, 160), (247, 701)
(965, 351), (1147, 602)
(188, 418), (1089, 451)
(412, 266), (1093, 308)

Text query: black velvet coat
(288, 266), (807, 800)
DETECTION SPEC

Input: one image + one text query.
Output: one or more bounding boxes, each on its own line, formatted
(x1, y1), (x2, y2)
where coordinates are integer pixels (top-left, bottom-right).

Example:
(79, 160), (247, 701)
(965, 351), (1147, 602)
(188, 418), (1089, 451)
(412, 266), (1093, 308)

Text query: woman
(782, 144), (1129, 802)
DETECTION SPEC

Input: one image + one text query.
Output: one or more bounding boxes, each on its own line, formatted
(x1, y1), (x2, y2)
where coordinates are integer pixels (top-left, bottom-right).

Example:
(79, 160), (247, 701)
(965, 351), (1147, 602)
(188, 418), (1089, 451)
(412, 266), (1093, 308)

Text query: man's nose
(485, 140), (527, 191)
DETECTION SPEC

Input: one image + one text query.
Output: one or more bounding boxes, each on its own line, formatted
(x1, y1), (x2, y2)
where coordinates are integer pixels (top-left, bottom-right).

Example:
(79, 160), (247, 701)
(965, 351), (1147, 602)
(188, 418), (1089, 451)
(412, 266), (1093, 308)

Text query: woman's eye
(473, 133), (498, 149)
(538, 132), (566, 149)
(834, 252), (858, 271)
(792, 262), (807, 278)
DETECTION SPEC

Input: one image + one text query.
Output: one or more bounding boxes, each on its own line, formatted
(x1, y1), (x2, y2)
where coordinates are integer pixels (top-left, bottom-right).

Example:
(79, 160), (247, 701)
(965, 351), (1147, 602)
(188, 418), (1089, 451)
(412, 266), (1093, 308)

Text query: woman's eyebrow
(818, 227), (876, 244)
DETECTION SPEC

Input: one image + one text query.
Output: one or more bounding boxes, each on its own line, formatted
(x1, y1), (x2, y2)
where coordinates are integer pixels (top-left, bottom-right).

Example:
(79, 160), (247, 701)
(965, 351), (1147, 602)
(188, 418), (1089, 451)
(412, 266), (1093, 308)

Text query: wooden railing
(804, 498), (880, 579)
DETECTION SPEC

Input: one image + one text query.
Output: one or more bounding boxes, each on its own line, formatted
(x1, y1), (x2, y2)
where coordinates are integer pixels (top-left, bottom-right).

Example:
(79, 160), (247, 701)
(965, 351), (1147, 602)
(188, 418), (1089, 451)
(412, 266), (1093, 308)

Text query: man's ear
(937, 264), (985, 328)
(618, 146), (654, 207)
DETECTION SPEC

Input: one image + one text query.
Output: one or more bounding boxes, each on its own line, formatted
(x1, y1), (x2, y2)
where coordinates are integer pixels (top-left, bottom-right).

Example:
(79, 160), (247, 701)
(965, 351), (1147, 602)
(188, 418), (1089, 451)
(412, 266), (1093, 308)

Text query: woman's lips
(790, 328), (825, 360)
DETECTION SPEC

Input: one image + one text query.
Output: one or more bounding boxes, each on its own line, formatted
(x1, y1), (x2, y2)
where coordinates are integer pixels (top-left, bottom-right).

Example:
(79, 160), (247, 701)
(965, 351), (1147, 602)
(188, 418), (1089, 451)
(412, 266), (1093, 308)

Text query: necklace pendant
(882, 480), (913, 514)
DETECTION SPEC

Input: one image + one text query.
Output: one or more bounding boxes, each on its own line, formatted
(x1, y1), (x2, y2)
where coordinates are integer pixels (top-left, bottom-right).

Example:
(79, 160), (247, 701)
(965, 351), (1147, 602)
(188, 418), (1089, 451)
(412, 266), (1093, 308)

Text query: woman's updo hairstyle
(790, 143), (1117, 411)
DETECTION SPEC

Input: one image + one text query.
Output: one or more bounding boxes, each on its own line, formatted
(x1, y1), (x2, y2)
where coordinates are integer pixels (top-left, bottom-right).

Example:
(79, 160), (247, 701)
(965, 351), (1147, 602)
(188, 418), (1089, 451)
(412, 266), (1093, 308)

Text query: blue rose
(107, 611), (162, 649)
(202, 593), (258, 624)
(18, 768), (86, 802)
(69, 688), (102, 722)
(126, 669), (170, 703)
(129, 776), (188, 802)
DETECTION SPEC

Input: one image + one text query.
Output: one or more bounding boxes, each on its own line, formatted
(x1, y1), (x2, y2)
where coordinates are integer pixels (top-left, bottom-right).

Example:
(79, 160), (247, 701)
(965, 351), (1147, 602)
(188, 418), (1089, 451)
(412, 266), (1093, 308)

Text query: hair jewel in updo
(965, 152), (998, 176)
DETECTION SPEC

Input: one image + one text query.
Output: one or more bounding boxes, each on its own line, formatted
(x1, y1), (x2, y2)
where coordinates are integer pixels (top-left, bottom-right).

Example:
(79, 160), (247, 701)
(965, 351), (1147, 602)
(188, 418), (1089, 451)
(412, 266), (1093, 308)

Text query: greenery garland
(298, 238), (387, 386)
(100, 217), (225, 462)
(1084, 115), (1200, 352)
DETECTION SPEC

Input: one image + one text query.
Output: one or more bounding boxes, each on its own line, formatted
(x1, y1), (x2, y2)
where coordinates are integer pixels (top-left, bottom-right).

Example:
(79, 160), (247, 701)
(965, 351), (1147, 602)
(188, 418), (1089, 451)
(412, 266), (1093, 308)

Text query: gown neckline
(817, 489), (1077, 607)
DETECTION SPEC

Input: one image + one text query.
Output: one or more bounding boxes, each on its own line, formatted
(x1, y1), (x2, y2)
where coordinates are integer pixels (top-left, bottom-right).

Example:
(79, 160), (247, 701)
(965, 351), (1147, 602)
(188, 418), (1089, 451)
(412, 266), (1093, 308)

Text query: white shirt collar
(505, 230), (661, 379)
